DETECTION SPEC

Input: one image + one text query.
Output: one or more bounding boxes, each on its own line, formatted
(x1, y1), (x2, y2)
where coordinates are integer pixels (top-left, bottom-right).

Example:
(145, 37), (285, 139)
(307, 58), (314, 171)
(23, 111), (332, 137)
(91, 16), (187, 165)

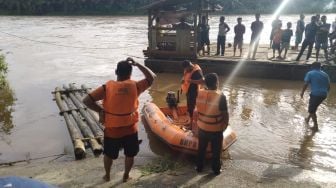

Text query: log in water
(81, 84), (104, 130)
(54, 87), (86, 160)
(60, 90), (103, 156)
(66, 84), (104, 144)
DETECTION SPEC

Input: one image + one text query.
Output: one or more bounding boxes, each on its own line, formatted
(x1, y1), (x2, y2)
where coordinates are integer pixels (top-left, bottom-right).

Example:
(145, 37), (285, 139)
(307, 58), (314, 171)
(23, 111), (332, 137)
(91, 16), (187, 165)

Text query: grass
(139, 155), (183, 176)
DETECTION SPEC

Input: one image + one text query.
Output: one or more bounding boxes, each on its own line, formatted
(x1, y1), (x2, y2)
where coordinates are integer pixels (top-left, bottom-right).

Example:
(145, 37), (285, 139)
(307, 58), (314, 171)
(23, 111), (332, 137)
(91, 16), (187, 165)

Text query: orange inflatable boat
(142, 102), (237, 156)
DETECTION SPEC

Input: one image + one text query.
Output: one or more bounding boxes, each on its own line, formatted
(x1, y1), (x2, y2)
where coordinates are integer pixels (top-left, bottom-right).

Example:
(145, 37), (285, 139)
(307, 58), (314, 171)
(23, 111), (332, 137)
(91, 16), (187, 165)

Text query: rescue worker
(195, 73), (229, 175)
(181, 60), (203, 126)
(83, 57), (156, 182)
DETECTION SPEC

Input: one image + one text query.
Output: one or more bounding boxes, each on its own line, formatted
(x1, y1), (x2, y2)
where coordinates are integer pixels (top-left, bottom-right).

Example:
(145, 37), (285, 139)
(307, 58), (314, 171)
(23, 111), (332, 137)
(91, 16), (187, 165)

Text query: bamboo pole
(65, 84), (104, 143)
(61, 92), (103, 156)
(54, 87), (86, 160)
(81, 84), (103, 128)
(69, 83), (102, 129)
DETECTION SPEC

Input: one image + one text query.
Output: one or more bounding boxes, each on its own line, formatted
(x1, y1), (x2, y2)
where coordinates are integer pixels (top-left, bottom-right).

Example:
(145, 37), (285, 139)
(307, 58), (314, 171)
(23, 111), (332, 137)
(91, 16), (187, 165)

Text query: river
(0, 15), (335, 175)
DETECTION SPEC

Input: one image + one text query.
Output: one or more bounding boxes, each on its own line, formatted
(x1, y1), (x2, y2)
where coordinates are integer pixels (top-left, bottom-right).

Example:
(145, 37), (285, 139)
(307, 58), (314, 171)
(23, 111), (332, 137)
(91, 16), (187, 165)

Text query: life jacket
(103, 80), (139, 128)
(181, 64), (201, 94)
(196, 89), (227, 132)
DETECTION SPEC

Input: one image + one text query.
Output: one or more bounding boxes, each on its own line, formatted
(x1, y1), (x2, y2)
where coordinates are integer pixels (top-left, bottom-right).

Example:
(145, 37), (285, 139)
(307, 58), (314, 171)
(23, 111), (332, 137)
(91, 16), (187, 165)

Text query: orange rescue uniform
(196, 89), (227, 132)
(181, 64), (201, 94)
(90, 79), (150, 138)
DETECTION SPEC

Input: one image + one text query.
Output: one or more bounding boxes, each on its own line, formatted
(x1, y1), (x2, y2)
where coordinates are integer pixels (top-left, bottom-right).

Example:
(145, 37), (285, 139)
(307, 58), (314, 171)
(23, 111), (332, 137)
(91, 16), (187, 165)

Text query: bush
(0, 55), (8, 88)
(0, 54), (15, 134)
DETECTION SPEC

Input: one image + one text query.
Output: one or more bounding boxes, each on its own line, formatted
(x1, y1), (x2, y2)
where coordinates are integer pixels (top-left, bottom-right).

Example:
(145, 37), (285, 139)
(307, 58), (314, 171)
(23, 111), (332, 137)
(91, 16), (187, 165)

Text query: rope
(0, 30), (145, 50)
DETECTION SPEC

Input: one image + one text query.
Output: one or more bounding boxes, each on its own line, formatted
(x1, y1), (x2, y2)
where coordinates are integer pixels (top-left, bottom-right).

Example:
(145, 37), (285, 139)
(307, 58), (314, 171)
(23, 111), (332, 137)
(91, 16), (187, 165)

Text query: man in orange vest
(195, 73), (229, 175)
(83, 57), (156, 182)
(181, 60), (203, 126)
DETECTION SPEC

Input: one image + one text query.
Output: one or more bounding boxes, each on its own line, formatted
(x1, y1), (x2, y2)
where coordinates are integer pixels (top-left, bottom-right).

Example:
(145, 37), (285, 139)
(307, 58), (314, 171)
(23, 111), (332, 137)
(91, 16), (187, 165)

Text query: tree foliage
(0, 0), (334, 15)
(0, 55), (8, 88)
(0, 55), (15, 135)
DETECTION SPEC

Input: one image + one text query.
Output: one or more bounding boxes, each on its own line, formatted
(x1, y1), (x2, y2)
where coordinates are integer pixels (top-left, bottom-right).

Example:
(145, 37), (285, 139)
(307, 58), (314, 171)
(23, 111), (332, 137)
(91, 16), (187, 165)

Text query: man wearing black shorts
(233, 17), (246, 57)
(83, 58), (155, 182)
(300, 62), (330, 131)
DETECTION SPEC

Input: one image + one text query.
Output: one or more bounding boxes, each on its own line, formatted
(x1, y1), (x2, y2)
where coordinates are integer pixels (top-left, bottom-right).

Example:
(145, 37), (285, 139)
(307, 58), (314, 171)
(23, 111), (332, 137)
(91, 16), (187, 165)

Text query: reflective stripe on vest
(196, 89), (226, 132)
(103, 80), (139, 128)
(181, 64), (201, 94)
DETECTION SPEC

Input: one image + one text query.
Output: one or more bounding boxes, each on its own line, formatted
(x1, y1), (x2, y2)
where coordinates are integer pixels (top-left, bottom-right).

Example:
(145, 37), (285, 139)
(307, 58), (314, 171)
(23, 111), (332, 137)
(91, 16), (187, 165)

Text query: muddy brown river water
(0, 15), (335, 175)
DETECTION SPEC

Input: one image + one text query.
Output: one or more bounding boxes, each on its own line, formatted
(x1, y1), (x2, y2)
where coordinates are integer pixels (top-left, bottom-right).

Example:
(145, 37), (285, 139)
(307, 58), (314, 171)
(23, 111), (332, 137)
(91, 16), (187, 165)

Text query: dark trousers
(216, 35), (226, 55)
(296, 39), (314, 61)
(186, 92), (197, 117)
(196, 128), (223, 173)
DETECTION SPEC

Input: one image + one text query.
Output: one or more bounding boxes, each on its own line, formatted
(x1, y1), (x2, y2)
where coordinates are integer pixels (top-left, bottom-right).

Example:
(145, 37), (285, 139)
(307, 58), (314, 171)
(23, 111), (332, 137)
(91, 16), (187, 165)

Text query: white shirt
(218, 23), (230, 36)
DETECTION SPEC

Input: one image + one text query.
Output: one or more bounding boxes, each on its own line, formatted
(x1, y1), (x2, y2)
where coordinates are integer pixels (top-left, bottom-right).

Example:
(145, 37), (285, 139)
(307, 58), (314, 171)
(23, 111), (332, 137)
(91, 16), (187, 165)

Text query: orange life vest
(103, 80), (139, 128)
(181, 64), (201, 94)
(196, 89), (227, 132)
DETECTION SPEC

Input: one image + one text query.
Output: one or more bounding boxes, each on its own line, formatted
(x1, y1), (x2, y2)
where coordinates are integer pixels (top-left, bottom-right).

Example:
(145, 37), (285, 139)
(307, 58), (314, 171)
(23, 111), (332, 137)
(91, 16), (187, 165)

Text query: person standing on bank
(280, 22), (293, 59)
(216, 16), (230, 56)
(195, 73), (229, 175)
(300, 62), (330, 131)
(271, 22), (283, 59)
(295, 14), (305, 50)
(296, 16), (319, 61)
(315, 15), (331, 62)
(248, 13), (264, 60)
(270, 15), (282, 49)
(181, 60), (204, 125)
(83, 58), (156, 182)
(198, 16), (211, 56)
(233, 17), (246, 57)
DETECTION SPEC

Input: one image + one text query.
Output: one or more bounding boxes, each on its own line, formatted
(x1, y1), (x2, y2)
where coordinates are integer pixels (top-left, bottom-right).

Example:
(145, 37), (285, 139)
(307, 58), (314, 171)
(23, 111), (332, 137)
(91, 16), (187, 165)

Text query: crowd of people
(197, 14), (336, 62)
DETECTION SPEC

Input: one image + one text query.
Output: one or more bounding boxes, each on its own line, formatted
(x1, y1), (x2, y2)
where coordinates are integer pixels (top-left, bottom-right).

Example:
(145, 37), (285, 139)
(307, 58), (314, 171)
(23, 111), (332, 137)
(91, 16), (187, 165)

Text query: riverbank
(1, 155), (336, 187)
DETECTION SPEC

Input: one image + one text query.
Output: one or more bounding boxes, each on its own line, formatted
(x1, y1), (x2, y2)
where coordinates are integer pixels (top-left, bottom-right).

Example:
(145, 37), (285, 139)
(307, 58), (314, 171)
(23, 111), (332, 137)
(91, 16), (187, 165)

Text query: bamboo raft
(53, 84), (103, 160)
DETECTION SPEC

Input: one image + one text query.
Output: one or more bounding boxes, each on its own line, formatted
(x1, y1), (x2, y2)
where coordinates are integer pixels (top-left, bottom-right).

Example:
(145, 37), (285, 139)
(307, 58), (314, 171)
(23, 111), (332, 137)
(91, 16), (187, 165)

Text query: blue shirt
(304, 69), (330, 97)
(282, 29), (293, 42)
